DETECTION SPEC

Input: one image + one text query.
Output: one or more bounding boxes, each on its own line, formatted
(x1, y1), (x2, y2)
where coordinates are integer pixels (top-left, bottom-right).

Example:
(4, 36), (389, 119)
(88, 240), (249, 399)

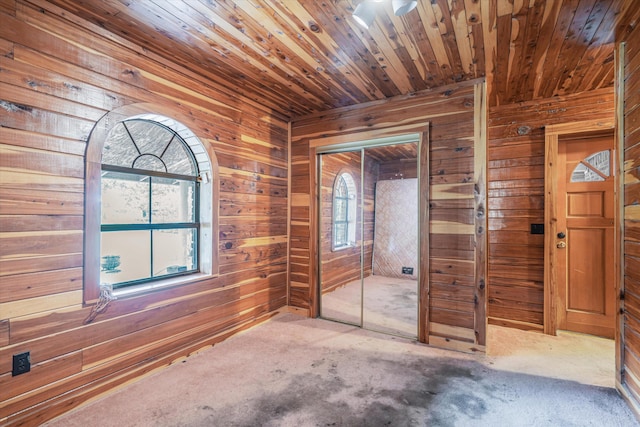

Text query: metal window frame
(100, 123), (201, 289)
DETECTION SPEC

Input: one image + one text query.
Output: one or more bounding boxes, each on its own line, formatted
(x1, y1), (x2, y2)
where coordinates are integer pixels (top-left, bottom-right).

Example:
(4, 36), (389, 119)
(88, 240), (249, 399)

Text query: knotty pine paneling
(487, 88), (615, 331)
(290, 80), (486, 352)
(40, 0), (627, 113)
(620, 7), (640, 415)
(0, 1), (288, 425)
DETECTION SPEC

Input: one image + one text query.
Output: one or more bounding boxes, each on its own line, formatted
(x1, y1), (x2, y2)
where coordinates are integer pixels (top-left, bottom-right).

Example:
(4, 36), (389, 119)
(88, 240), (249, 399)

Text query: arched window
(85, 108), (218, 301)
(100, 118), (201, 289)
(332, 172), (357, 250)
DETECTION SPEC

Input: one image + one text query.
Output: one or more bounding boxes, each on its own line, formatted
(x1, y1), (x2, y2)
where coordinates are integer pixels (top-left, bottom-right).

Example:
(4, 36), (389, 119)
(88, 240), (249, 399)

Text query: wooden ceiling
(366, 142), (417, 163)
(46, 0), (634, 118)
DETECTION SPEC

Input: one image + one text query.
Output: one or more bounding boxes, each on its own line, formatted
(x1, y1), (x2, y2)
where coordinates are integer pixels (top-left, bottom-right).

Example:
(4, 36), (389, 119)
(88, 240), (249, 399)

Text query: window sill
(331, 243), (356, 252)
(112, 272), (213, 299)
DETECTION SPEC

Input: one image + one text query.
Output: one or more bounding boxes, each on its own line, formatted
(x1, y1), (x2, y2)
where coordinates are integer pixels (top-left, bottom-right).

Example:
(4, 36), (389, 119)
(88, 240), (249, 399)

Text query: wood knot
(308, 21), (321, 33)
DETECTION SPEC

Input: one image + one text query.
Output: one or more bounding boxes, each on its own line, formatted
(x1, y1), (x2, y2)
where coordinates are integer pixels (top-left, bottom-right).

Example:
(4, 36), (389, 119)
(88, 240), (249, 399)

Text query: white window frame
(331, 171), (357, 251)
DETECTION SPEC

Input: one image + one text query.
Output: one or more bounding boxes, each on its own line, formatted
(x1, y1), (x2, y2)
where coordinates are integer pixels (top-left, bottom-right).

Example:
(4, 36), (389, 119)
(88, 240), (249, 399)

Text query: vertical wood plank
(286, 121), (292, 307)
(309, 147), (319, 318)
(474, 82), (488, 346)
(616, 40), (626, 392)
(419, 129), (430, 344)
(619, 5), (640, 418)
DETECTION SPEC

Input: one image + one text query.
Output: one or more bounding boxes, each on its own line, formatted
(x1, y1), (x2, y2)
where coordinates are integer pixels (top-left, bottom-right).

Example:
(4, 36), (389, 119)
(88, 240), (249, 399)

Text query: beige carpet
(44, 312), (638, 427)
(321, 275), (418, 338)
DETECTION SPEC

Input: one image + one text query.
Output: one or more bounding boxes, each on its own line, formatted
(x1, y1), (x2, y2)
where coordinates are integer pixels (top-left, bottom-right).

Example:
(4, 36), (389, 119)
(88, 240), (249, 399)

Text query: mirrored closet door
(318, 140), (419, 339)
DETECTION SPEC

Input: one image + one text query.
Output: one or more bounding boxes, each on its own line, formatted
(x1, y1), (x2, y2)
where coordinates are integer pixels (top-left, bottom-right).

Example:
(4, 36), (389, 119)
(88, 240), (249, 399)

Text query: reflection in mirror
(318, 142), (419, 339)
(363, 143), (418, 338)
(319, 151), (363, 326)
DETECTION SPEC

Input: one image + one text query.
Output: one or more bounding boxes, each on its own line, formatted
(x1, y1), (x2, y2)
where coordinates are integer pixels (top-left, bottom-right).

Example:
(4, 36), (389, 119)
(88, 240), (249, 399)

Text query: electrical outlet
(402, 267), (414, 275)
(12, 351), (31, 376)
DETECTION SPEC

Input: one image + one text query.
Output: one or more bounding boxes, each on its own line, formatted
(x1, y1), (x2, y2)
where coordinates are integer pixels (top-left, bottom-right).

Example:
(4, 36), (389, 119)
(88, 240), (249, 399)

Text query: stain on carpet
(197, 354), (490, 427)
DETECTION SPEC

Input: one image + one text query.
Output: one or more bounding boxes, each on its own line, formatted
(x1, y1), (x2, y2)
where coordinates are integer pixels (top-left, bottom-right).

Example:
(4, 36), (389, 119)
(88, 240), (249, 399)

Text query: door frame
(544, 119), (616, 337)
(310, 130), (430, 342)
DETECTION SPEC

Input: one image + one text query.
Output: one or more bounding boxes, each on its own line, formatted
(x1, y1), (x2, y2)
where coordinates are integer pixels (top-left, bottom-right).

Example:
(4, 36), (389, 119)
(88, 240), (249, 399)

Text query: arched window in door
(570, 150), (611, 182)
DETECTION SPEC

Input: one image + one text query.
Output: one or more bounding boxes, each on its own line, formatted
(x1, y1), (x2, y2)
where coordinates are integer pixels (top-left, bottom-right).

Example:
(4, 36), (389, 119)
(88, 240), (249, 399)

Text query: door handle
(557, 241), (566, 249)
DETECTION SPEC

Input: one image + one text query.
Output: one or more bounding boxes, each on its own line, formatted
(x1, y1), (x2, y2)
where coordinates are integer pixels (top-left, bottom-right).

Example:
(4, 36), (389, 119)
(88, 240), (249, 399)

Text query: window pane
(571, 163), (605, 182)
(585, 150), (610, 176)
(151, 177), (195, 223)
(102, 122), (139, 168)
(334, 199), (347, 221)
(334, 223), (347, 247)
(163, 139), (196, 175)
(153, 228), (197, 276)
(125, 120), (174, 158)
(101, 171), (149, 224)
(101, 230), (151, 285)
(335, 177), (347, 197)
(571, 150), (610, 183)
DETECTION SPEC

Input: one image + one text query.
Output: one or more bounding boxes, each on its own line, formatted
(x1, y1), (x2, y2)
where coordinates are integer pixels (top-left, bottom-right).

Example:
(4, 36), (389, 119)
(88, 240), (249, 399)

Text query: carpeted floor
(44, 312), (638, 427)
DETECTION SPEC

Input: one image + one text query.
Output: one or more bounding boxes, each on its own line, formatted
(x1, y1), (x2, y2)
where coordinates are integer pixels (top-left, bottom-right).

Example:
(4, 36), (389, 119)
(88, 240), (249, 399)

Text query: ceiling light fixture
(352, 2), (378, 29)
(353, 0), (417, 29)
(392, 0), (417, 16)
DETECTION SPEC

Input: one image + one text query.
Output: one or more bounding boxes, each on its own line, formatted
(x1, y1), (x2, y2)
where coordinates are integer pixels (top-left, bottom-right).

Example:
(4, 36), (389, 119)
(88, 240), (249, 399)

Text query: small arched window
(332, 172), (357, 250)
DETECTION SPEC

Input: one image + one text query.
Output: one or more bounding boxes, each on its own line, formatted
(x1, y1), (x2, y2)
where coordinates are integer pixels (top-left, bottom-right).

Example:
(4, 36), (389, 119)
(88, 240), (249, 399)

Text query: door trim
(543, 119), (616, 336)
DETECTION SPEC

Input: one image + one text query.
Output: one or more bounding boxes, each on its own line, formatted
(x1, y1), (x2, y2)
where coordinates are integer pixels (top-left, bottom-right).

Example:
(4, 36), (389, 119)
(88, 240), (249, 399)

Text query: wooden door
(557, 135), (615, 338)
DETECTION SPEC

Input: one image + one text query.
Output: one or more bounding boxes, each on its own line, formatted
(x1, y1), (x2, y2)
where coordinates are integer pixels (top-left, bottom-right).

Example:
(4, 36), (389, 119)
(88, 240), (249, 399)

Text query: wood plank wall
(378, 159), (418, 181)
(487, 88), (615, 331)
(318, 151), (375, 294)
(0, 1), (288, 425)
(620, 7), (640, 412)
(290, 80), (487, 352)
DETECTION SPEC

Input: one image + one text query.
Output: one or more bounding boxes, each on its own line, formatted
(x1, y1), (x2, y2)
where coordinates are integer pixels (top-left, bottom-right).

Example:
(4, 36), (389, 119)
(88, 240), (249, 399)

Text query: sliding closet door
(318, 151), (363, 326)
(362, 143), (419, 338)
